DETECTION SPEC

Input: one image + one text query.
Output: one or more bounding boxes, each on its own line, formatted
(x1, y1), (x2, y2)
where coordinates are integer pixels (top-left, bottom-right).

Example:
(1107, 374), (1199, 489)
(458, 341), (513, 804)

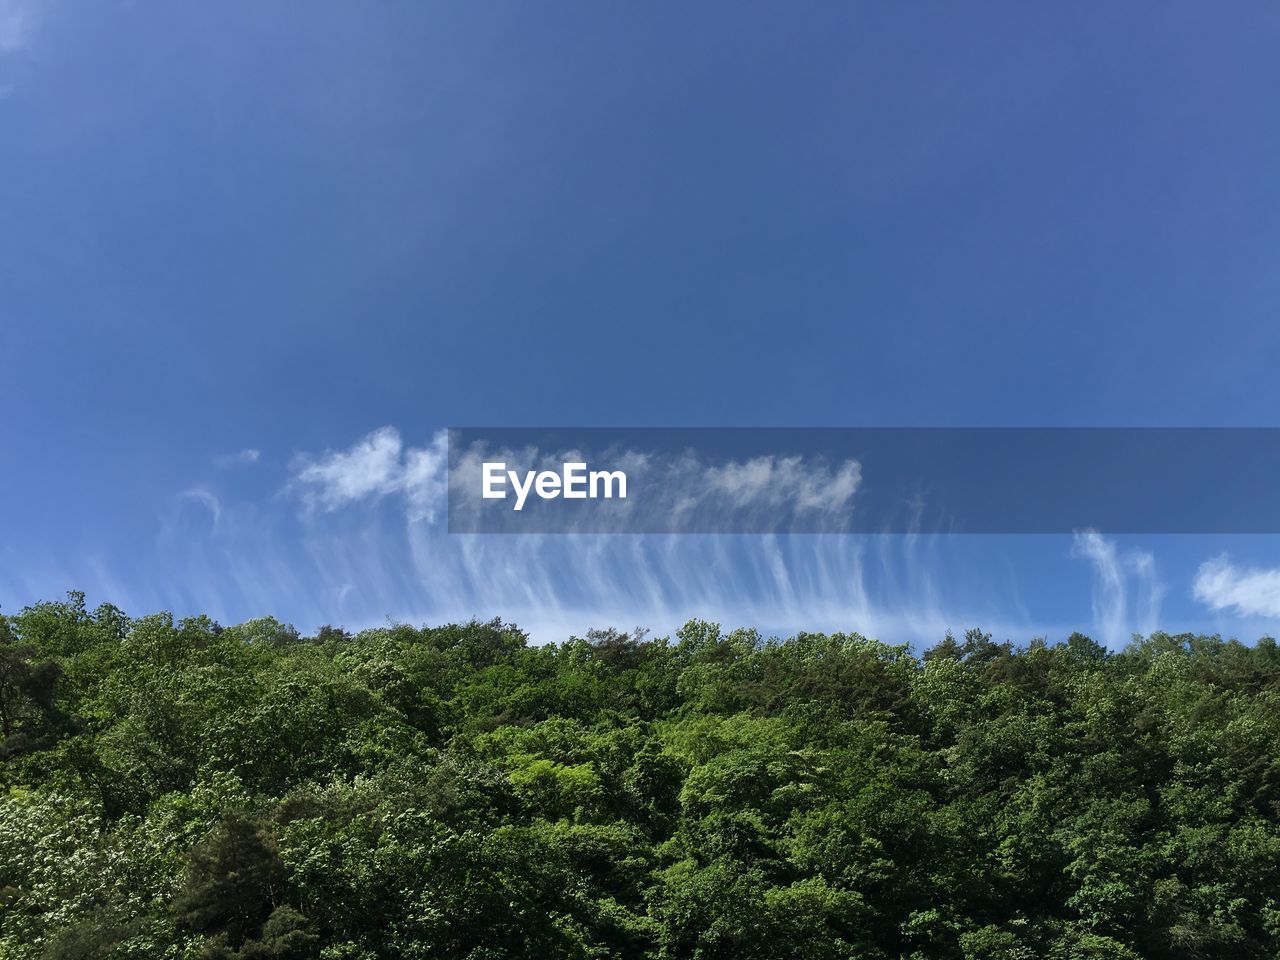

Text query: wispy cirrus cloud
(0, 0), (35, 56)
(292, 427), (864, 535)
(704, 455), (861, 514)
(176, 487), (222, 532)
(0, 0), (47, 99)
(7, 426), (1187, 649)
(1072, 530), (1164, 647)
(215, 448), (260, 468)
(264, 427), (991, 641)
(449, 440), (863, 534)
(1193, 556), (1280, 619)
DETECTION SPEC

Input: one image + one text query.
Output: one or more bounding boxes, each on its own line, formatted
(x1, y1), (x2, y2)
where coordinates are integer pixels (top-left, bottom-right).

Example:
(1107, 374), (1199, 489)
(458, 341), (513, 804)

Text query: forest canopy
(4, 593), (1280, 959)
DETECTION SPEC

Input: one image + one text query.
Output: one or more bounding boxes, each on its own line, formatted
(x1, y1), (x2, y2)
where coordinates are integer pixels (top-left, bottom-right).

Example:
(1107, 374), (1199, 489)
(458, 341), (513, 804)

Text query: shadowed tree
(0, 617), (61, 754)
(176, 813), (291, 952)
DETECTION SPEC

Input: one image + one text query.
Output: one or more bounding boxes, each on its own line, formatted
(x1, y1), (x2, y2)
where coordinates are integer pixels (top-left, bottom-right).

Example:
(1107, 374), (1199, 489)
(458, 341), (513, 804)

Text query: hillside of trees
(4, 593), (1280, 959)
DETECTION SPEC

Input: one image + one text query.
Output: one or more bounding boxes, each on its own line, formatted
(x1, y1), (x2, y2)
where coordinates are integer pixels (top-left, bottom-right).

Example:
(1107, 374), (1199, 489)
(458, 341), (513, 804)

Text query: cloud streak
(0, 0), (34, 56)
(289, 427), (864, 535)
(450, 440), (863, 533)
(4, 427), (1194, 651)
(273, 433), (1032, 642)
(215, 448), (260, 468)
(704, 455), (862, 514)
(177, 487), (222, 532)
(1072, 530), (1164, 647)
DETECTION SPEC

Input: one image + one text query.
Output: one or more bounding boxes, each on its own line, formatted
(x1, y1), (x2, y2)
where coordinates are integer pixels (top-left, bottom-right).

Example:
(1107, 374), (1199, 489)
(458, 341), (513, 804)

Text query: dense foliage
(3, 593), (1280, 958)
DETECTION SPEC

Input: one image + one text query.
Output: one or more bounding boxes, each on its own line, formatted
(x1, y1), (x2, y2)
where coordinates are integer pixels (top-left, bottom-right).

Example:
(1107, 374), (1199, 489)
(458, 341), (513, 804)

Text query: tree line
(3, 592), (1280, 958)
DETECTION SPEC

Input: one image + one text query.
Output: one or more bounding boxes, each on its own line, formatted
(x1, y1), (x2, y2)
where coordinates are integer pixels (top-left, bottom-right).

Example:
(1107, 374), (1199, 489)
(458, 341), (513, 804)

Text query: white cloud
(1193, 556), (1280, 619)
(178, 487), (222, 531)
(289, 427), (448, 522)
(269, 427), (1014, 643)
(215, 448), (261, 468)
(448, 440), (862, 533)
(0, 0), (35, 56)
(96, 426), (1153, 647)
(1072, 530), (1163, 647)
(704, 455), (861, 513)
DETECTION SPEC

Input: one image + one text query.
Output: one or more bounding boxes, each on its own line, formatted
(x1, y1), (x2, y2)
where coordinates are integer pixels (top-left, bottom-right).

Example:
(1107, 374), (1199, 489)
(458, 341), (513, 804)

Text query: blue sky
(3, 2), (1280, 646)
